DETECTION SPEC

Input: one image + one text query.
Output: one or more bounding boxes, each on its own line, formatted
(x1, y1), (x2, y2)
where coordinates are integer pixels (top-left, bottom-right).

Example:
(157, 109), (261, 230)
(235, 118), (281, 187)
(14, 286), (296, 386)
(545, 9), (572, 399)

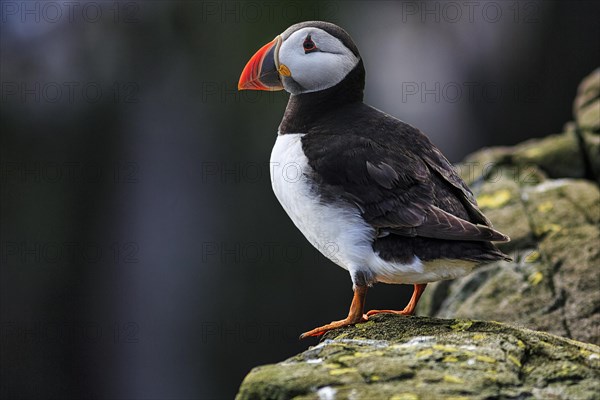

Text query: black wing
(301, 104), (509, 243)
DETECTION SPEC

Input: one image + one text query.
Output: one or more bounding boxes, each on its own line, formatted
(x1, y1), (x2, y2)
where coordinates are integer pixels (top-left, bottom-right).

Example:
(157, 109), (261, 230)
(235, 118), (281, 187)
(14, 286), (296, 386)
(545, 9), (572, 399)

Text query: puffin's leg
(366, 283), (427, 316)
(299, 285), (368, 339)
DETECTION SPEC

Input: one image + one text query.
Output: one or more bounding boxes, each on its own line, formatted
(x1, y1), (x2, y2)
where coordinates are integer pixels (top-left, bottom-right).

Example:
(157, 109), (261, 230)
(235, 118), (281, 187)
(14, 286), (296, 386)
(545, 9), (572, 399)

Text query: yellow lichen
(579, 349), (591, 357)
(477, 189), (512, 209)
(416, 348), (434, 358)
(323, 362), (342, 369)
(443, 356), (459, 362)
(517, 340), (526, 349)
(508, 355), (522, 367)
(472, 333), (486, 340)
(360, 350), (384, 357)
(524, 251), (540, 263)
(521, 147), (543, 158)
(528, 271), (544, 286)
(443, 375), (464, 384)
(524, 365), (535, 373)
(390, 394), (419, 400)
(337, 355), (356, 363)
(451, 320), (473, 331)
(338, 350), (383, 362)
(537, 201), (554, 213)
(433, 344), (459, 352)
(370, 375), (380, 381)
(475, 355), (497, 363)
(329, 367), (358, 376)
(560, 363), (578, 373)
(538, 223), (562, 235)
(356, 320), (375, 328)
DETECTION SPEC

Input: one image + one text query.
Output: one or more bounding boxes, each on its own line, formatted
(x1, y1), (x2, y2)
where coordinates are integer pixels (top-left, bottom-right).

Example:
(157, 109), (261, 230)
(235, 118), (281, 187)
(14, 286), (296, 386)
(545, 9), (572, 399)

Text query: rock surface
(236, 315), (600, 399)
(418, 69), (600, 346)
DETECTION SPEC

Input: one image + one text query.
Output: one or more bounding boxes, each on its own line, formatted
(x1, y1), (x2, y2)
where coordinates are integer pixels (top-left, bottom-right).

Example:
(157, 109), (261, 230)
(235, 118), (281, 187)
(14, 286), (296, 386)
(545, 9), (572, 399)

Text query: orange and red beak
(238, 36), (284, 91)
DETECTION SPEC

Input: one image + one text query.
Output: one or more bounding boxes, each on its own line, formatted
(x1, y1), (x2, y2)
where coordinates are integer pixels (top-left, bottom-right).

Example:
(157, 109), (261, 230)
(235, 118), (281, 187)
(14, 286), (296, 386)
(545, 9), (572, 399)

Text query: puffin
(238, 21), (510, 339)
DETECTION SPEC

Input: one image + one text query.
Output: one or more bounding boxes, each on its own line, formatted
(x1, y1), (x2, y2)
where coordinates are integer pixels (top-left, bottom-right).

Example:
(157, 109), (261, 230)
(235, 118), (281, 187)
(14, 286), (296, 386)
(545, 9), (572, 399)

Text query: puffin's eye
(303, 35), (317, 53)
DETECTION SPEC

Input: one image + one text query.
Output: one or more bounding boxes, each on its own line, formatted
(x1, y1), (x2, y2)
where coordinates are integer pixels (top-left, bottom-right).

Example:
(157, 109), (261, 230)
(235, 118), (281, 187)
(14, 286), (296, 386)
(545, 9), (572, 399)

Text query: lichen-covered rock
(574, 68), (600, 132)
(236, 315), (600, 399)
(421, 178), (600, 343)
(418, 70), (600, 347)
(574, 68), (600, 181)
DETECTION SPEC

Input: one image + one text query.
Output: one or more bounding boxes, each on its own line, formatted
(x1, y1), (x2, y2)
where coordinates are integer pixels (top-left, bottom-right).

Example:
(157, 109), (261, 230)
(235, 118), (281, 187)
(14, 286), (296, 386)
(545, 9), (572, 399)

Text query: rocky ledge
(236, 315), (600, 399)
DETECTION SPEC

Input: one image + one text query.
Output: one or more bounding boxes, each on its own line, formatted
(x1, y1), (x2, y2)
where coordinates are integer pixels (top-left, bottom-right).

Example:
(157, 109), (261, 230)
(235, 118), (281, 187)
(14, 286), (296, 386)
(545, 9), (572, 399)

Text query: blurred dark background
(1, 1), (598, 398)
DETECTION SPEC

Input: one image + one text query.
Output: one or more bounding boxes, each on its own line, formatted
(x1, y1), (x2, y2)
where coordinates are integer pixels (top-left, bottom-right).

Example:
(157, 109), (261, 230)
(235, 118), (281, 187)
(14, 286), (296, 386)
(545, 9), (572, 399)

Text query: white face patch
(278, 27), (359, 94)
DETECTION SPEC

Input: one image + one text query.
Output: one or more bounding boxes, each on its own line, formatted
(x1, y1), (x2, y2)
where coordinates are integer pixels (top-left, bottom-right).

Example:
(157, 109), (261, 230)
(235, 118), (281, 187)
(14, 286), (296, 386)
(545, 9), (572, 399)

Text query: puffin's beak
(238, 36), (284, 91)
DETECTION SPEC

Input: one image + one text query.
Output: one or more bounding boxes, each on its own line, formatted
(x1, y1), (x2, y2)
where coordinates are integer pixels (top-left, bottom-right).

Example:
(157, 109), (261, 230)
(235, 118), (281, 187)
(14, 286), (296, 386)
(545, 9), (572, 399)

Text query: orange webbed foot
(299, 314), (368, 339)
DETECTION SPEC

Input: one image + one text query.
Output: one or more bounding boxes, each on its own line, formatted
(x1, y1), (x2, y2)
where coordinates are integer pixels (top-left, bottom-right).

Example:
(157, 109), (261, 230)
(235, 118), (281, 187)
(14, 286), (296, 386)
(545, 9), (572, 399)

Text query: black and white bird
(238, 21), (510, 339)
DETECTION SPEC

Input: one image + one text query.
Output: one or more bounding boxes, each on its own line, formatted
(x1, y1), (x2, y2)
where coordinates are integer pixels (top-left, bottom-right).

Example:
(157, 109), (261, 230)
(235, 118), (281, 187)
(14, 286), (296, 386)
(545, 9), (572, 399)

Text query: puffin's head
(238, 21), (361, 95)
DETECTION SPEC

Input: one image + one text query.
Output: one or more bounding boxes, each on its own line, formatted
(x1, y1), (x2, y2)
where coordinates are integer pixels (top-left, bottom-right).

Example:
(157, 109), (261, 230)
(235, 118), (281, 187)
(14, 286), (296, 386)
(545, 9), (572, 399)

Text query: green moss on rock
(236, 315), (600, 399)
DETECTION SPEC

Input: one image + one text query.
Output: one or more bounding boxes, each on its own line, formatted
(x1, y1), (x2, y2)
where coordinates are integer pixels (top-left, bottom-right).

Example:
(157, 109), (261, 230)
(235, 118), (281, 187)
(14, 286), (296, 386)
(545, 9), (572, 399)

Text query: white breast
(269, 133), (477, 285)
(270, 133), (369, 270)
